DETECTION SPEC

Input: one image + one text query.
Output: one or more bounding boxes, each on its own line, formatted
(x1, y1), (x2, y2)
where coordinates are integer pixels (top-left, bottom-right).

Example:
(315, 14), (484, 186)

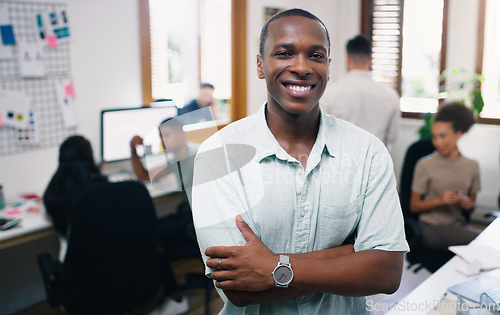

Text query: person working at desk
(410, 102), (481, 250)
(44, 135), (107, 249)
(130, 117), (198, 198)
(191, 8), (408, 314)
(321, 35), (401, 149)
(177, 83), (218, 124)
(45, 135), (189, 315)
(131, 117), (199, 314)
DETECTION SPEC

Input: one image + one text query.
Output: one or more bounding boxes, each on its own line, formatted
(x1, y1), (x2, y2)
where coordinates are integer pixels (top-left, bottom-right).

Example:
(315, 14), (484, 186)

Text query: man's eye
(311, 53), (326, 60)
(275, 51), (291, 57)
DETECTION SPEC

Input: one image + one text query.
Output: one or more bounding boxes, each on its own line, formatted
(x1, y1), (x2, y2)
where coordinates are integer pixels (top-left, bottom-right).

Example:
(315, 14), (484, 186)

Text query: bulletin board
(0, 0), (75, 157)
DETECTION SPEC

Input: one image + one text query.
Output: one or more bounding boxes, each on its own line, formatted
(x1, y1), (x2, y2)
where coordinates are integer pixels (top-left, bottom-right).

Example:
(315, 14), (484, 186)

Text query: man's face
(159, 126), (183, 152)
(198, 87), (214, 107)
(257, 16), (331, 115)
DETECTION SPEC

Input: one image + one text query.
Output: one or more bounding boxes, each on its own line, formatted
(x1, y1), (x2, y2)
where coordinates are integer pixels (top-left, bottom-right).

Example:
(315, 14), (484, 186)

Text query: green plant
(418, 112), (434, 140)
(439, 67), (484, 116)
(418, 68), (484, 140)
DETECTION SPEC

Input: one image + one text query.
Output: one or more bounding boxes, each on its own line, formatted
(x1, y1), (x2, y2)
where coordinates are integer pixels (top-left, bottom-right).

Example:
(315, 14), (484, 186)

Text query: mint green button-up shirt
(192, 104), (409, 315)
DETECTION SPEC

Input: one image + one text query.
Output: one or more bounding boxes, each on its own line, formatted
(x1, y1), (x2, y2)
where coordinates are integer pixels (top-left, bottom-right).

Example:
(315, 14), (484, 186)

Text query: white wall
(245, 0), (361, 115)
(0, 0), (142, 201)
(69, 0), (143, 148)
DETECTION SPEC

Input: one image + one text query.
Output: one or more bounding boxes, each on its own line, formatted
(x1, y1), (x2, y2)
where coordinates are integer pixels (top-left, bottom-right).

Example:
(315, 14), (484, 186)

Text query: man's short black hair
(434, 102), (475, 133)
(158, 117), (184, 132)
(346, 35), (372, 60)
(259, 8), (330, 57)
(200, 82), (214, 90)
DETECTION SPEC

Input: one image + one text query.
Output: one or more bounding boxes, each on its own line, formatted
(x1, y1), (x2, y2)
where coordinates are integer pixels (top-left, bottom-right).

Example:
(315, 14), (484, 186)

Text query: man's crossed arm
(205, 215), (404, 307)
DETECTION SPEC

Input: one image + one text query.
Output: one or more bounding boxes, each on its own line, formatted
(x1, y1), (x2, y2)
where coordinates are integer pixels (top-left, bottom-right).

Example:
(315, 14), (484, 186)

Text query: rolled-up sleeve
(354, 139), (409, 253)
(191, 138), (249, 276)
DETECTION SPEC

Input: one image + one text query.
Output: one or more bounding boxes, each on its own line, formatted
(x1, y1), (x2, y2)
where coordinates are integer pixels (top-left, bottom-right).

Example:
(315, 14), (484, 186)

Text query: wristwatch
(272, 255), (293, 288)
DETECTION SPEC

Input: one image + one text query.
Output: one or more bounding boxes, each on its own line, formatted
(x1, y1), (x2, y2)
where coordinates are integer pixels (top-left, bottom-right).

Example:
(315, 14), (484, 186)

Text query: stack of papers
(449, 245), (500, 271)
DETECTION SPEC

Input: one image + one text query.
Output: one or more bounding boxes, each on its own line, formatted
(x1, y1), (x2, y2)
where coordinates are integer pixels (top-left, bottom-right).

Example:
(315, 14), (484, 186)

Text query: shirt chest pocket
(316, 194), (364, 245)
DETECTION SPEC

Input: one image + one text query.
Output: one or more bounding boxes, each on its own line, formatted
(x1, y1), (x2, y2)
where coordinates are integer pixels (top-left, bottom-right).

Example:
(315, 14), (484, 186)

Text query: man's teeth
(288, 85), (311, 92)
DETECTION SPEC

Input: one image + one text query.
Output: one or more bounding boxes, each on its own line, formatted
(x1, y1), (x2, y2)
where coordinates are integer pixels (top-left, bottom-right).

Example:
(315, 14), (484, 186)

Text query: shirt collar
(254, 102), (336, 163)
(318, 109), (336, 159)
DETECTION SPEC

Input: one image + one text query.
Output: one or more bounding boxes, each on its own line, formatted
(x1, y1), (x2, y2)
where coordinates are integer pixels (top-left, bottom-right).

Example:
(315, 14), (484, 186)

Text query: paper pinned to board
(15, 110), (39, 145)
(17, 41), (45, 77)
(54, 80), (77, 128)
(449, 245), (500, 271)
(0, 90), (32, 129)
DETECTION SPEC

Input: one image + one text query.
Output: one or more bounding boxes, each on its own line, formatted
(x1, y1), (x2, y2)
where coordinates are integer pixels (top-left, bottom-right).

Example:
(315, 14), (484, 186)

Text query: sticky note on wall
(46, 34), (58, 47)
(0, 25), (15, 45)
(64, 83), (75, 97)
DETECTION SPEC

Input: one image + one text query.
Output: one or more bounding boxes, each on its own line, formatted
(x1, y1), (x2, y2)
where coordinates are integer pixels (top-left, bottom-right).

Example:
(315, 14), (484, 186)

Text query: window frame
(139, 0), (247, 122)
(361, 0), (500, 125)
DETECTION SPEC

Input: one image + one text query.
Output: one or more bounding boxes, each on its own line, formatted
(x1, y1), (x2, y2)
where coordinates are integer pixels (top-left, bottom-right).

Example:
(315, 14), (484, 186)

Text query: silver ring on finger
(216, 257), (223, 270)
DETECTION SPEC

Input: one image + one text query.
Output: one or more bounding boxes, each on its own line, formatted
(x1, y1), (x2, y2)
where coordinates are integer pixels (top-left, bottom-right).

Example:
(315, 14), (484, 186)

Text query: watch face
(274, 265), (293, 285)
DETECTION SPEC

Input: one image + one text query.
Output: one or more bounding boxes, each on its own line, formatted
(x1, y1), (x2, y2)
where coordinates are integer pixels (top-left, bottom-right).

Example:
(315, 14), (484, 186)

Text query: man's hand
(205, 215), (278, 292)
(130, 135), (144, 155)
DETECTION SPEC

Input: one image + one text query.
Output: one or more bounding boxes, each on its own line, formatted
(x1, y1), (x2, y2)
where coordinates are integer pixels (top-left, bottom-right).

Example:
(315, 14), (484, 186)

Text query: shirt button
(297, 168), (303, 175)
(300, 295), (306, 300)
(300, 210), (305, 217)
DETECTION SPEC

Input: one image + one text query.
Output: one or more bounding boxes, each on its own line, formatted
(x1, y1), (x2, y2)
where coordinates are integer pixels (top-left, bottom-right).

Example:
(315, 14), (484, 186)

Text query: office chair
(38, 181), (161, 314)
(483, 193), (500, 219)
(399, 139), (454, 273)
(170, 200), (214, 315)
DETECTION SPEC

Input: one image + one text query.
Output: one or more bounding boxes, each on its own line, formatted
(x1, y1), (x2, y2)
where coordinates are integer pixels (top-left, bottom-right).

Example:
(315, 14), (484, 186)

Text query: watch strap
(280, 254), (290, 265)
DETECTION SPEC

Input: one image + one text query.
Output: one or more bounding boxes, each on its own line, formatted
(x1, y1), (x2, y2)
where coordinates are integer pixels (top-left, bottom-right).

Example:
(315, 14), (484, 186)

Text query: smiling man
(191, 8), (409, 314)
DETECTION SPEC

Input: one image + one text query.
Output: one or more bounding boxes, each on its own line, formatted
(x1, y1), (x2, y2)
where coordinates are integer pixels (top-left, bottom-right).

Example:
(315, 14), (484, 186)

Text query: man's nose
(289, 54), (312, 76)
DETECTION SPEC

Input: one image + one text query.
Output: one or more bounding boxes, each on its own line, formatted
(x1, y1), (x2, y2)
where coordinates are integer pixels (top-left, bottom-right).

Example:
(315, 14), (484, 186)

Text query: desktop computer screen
(100, 102), (178, 163)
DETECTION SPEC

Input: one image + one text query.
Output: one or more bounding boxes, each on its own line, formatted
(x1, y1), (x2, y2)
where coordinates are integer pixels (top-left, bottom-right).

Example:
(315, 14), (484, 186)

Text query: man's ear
(257, 55), (265, 79)
(328, 57), (332, 81)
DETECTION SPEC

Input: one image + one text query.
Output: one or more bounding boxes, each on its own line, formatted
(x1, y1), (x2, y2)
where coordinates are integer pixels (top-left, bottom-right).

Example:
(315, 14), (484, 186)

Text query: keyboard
(481, 286), (500, 309)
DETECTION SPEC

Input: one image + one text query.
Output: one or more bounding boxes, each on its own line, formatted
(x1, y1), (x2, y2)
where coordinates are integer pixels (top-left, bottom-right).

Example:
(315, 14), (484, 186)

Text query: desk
(387, 218), (500, 314)
(0, 200), (55, 250)
(0, 176), (182, 249)
(0, 200), (59, 314)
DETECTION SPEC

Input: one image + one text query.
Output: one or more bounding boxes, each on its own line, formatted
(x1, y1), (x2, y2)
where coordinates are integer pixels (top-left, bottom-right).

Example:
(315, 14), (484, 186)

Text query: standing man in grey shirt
(322, 35), (401, 149)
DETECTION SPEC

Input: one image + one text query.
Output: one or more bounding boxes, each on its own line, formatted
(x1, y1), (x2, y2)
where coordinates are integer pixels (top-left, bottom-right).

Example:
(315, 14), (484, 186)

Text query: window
(400, 0), (444, 113)
(140, 0), (247, 122)
(363, 0), (500, 123)
(148, 0), (200, 106)
(362, 0), (445, 114)
(480, 0), (500, 119)
(364, 0), (403, 93)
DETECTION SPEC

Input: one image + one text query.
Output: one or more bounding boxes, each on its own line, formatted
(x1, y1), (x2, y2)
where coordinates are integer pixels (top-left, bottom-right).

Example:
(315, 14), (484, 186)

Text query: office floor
(170, 258), (224, 314)
(19, 258), (224, 315)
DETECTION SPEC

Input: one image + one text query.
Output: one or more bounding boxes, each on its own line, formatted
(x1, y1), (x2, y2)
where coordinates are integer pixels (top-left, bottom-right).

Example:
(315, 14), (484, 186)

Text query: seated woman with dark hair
(44, 135), (107, 242)
(410, 102), (481, 250)
(44, 135), (189, 315)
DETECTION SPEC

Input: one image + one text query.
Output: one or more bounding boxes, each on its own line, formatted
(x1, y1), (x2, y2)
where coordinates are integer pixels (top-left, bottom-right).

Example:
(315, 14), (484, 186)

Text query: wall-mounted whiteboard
(0, 0), (76, 156)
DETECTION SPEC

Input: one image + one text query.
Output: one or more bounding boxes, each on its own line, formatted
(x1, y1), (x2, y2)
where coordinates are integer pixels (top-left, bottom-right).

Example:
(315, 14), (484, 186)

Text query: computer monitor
(100, 102), (178, 163)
